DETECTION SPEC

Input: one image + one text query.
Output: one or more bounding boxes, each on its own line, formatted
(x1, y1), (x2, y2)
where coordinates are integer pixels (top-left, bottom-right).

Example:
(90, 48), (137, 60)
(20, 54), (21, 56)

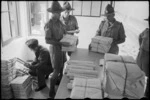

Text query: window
(72, 1), (112, 17)
(1, 1), (20, 46)
(28, 1), (48, 35)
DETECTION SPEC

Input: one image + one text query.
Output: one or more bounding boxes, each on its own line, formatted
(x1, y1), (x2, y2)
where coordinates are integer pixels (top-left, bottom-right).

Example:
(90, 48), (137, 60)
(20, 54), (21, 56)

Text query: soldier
(90, 4), (126, 54)
(60, 1), (80, 57)
(44, 1), (67, 98)
(136, 17), (149, 98)
(25, 39), (53, 92)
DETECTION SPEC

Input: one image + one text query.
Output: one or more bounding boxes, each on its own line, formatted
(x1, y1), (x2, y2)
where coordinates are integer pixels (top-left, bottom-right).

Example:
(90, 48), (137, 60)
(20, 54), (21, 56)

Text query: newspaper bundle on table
(90, 36), (113, 53)
(10, 75), (32, 99)
(69, 77), (102, 99)
(102, 53), (146, 99)
(60, 34), (78, 51)
(64, 60), (99, 79)
(1, 60), (17, 99)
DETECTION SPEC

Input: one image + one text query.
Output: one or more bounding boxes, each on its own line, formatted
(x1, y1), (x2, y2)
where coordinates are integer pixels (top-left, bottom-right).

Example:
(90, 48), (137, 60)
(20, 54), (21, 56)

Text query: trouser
(136, 49), (149, 98)
(29, 67), (51, 87)
(49, 45), (66, 98)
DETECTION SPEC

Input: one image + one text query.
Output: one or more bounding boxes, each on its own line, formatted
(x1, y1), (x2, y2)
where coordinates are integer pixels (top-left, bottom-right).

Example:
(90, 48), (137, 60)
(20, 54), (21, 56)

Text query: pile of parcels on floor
(1, 59), (32, 99)
(60, 34), (78, 51)
(63, 53), (147, 99)
(89, 36), (113, 53)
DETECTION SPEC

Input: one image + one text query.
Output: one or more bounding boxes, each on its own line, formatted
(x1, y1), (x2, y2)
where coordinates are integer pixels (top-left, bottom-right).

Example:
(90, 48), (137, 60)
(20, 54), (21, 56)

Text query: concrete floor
(29, 15), (143, 99)
(29, 76), (58, 99)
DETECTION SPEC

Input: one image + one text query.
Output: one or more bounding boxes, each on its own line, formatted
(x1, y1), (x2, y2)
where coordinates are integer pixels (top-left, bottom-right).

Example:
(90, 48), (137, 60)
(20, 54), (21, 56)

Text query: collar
(62, 15), (70, 21)
(35, 45), (41, 54)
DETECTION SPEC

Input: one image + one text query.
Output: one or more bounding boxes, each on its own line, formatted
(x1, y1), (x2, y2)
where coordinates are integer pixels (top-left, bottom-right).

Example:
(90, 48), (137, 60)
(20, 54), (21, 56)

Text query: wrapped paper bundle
(62, 43), (77, 51)
(91, 42), (111, 53)
(67, 72), (97, 80)
(67, 60), (97, 69)
(72, 77), (101, 89)
(12, 82), (32, 99)
(103, 54), (146, 99)
(10, 75), (32, 99)
(60, 34), (78, 46)
(1, 87), (13, 99)
(66, 65), (94, 70)
(72, 78), (87, 87)
(104, 53), (136, 64)
(70, 86), (102, 99)
(10, 75), (31, 90)
(90, 36), (113, 53)
(67, 68), (98, 76)
(85, 87), (102, 99)
(70, 86), (85, 99)
(1, 60), (17, 99)
(91, 36), (113, 44)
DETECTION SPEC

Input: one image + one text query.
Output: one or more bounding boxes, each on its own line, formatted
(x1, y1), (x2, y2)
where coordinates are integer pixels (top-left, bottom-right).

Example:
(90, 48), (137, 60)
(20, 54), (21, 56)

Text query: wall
(115, 1), (149, 33)
(1, 2), (29, 61)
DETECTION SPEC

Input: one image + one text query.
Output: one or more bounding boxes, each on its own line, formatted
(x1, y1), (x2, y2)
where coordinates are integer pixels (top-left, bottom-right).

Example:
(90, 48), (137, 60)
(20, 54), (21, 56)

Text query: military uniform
(96, 19), (126, 54)
(136, 28), (149, 76)
(29, 45), (53, 88)
(136, 16), (149, 98)
(45, 18), (67, 97)
(60, 15), (79, 35)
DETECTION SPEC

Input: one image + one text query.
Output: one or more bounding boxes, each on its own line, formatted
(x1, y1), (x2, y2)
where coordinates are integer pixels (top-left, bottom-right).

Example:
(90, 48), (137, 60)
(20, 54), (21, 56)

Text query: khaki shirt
(139, 28), (149, 52)
(60, 15), (79, 35)
(44, 19), (66, 42)
(96, 19), (126, 45)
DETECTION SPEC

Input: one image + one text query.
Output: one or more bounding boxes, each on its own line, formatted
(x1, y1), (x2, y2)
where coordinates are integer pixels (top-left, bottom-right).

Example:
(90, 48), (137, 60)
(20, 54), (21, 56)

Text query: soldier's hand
(24, 63), (31, 68)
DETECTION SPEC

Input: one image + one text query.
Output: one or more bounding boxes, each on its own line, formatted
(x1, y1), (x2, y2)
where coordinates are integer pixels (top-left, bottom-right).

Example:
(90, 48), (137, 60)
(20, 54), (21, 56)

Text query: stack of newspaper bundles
(90, 36), (113, 53)
(1, 60), (17, 99)
(10, 75), (32, 99)
(102, 53), (146, 99)
(60, 34), (78, 51)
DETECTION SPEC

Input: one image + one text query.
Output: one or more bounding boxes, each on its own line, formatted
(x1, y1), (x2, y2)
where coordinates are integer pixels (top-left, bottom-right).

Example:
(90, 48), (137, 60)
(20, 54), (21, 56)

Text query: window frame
(72, 1), (114, 17)
(1, 1), (21, 47)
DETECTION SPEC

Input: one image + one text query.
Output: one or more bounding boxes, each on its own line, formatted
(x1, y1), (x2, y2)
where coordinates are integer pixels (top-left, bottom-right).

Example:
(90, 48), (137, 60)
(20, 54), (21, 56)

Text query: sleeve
(31, 58), (38, 65)
(95, 21), (104, 36)
(44, 22), (52, 42)
(44, 21), (61, 45)
(31, 51), (49, 69)
(139, 31), (144, 46)
(74, 17), (79, 30)
(115, 23), (126, 44)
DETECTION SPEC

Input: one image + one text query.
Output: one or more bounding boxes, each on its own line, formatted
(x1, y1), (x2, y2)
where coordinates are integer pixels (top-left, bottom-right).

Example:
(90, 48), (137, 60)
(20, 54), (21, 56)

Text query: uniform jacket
(44, 18), (67, 70)
(60, 15), (79, 35)
(139, 28), (149, 52)
(31, 45), (52, 70)
(96, 19), (126, 54)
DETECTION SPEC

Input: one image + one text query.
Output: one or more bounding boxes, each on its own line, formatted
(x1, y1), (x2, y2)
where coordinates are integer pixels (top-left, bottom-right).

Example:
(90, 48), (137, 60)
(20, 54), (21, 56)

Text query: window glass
(1, 1), (12, 42)
(91, 1), (101, 16)
(1, 12), (12, 42)
(29, 1), (47, 35)
(72, 1), (82, 15)
(8, 2), (16, 37)
(82, 1), (91, 16)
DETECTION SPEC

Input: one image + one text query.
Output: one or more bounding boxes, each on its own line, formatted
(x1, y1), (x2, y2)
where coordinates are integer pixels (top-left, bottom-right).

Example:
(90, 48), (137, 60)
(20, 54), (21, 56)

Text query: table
(55, 48), (104, 99)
